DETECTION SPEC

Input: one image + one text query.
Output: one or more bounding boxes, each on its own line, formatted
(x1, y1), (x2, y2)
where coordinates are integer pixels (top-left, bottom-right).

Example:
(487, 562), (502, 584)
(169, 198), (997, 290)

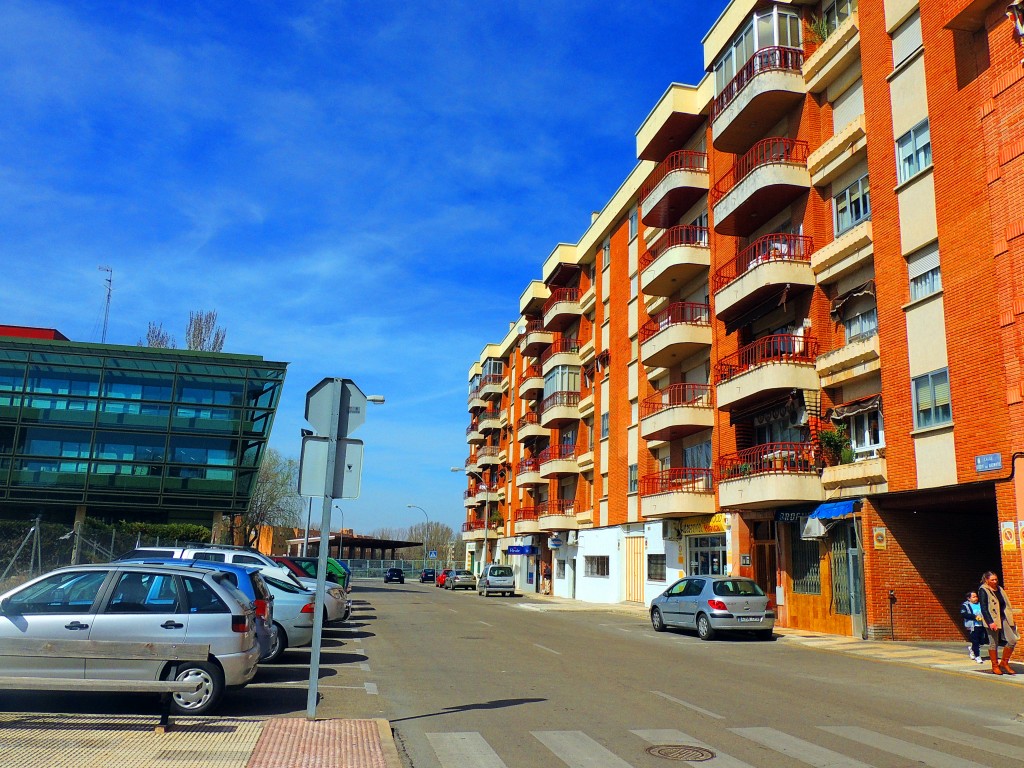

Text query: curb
(375, 718), (404, 768)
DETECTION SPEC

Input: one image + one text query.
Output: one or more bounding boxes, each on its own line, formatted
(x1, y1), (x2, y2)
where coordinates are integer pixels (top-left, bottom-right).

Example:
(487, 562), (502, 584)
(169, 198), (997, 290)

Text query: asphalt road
(5, 580), (1024, 767)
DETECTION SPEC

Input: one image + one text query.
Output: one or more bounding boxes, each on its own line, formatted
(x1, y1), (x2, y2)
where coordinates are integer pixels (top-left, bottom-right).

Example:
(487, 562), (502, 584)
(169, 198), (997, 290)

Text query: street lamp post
(405, 504), (429, 564)
(452, 467), (489, 577)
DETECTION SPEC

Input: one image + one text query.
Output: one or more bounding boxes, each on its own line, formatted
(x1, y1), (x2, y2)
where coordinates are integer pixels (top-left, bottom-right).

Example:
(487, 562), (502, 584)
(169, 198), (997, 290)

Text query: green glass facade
(0, 336), (287, 525)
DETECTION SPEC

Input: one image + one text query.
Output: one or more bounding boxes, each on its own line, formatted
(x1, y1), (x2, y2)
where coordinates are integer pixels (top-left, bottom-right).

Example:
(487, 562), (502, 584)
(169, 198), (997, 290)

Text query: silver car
(0, 563), (260, 714)
(446, 569), (477, 590)
(650, 575), (775, 641)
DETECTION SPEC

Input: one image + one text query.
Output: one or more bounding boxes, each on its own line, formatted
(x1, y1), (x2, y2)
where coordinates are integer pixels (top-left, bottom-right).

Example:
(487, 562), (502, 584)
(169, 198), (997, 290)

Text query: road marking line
(478, 621), (493, 627)
(988, 723), (1024, 737)
(632, 730), (754, 768)
(532, 731), (633, 768)
(909, 726), (1024, 759)
(732, 727), (872, 767)
(533, 644), (561, 655)
(364, 682), (378, 694)
(822, 726), (990, 767)
(651, 690), (724, 720)
(427, 732), (508, 768)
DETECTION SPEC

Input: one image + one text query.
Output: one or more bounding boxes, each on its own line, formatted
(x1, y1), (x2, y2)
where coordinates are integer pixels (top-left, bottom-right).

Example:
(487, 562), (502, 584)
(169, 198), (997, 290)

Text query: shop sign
(679, 513), (726, 535)
(507, 545), (537, 555)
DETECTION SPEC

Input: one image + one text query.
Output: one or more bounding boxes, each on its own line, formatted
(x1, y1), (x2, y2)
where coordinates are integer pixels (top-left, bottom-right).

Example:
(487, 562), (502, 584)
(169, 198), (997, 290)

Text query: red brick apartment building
(460, 0), (1024, 641)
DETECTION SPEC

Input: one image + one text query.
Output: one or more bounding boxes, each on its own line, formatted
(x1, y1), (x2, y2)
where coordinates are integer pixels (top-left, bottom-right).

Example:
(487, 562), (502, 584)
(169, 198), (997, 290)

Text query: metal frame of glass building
(0, 328), (287, 528)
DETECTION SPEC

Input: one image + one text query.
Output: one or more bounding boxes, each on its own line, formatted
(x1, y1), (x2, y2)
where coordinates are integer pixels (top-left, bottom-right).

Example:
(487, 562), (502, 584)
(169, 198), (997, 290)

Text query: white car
(259, 574), (317, 662)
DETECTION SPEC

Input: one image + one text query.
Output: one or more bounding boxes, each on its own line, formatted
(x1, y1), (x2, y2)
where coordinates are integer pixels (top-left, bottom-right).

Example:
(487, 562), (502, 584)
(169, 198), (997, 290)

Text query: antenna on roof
(98, 266), (113, 343)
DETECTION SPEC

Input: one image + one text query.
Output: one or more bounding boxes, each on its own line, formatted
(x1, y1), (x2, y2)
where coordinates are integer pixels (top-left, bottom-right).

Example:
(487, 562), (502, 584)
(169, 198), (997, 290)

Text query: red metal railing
(515, 507), (538, 522)
(639, 302), (711, 343)
(517, 412), (541, 429)
(522, 364), (542, 380)
(479, 407), (501, 421)
(710, 46), (804, 121)
(639, 225), (710, 274)
(537, 499), (576, 516)
(540, 338), (580, 364)
(478, 445), (500, 457)
(466, 421), (479, 435)
(712, 233), (813, 292)
(538, 443), (576, 463)
(639, 383), (712, 419)
(467, 388), (480, 403)
(522, 319), (545, 335)
(717, 441), (816, 479)
(709, 137), (809, 205)
(639, 468), (713, 496)
(542, 288), (580, 315)
(517, 458), (541, 475)
(465, 454), (477, 467)
(639, 150), (709, 201)
(714, 334), (819, 383)
(540, 391), (580, 412)
(461, 520), (486, 532)
(463, 485), (483, 500)
(480, 373), (503, 388)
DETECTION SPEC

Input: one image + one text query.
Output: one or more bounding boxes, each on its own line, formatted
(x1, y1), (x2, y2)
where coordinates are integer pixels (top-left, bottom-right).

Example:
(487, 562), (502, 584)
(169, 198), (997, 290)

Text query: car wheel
(696, 613), (716, 641)
(168, 661), (224, 716)
(755, 629), (774, 641)
(263, 623), (287, 663)
(651, 608), (666, 632)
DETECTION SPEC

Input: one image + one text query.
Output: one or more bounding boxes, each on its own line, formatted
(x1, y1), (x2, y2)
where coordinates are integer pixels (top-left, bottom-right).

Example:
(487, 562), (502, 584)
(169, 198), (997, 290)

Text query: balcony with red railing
(539, 391), (580, 429)
(463, 485), (486, 507)
(519, 364), (544, 399)
(540, 337), (581, 372)
(460, 518), (487, 540)
(639, 467), (714, 519)
(639, 383), (714, 442)
(514, 506), (540, 534)
(465, 453), (480, 472)
(710, 46), (805, 153)
(477, 445), (501, 467)
(712, 233), (815, 326)
(519, 318), (554, 357)
(639, 225), (710, 297)
(478, 407), (502, 431)
(516, 411), (549, 443)
(466, 420), (483, 444)
(542, 288), (582, 332)
(515, 457), (543, 487)
(537, 498), (579, 531)
(639, 302), (712, 369)
(710, 138), (810, 238)
(715, 334), (820, 412)
(479, 372), (505, 400)
(639, 150), (709, 229)
(717, 442), (822, 509)
(538, 443), (580, 478)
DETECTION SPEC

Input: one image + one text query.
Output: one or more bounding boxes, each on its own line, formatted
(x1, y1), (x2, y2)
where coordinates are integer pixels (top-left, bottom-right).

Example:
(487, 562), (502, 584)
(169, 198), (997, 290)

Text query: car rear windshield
(489, 567), (513, 577)
(712, 580), (765, 597)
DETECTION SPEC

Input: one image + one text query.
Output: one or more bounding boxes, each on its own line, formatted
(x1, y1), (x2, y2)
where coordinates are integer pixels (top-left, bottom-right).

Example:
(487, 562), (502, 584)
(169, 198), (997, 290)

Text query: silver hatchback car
(650, 575), (775, 641)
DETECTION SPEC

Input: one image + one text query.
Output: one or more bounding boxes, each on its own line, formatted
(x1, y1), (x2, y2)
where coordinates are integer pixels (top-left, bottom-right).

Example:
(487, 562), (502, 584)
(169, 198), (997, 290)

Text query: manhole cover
(644, 744), (716, 761)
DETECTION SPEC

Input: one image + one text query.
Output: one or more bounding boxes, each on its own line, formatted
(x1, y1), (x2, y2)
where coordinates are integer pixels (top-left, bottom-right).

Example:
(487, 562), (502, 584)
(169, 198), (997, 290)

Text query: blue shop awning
(809, 500), (857, 520)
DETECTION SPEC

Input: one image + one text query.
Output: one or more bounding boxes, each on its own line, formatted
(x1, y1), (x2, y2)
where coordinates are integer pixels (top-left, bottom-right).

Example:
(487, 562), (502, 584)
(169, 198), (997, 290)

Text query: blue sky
(1, 0), (727, 535)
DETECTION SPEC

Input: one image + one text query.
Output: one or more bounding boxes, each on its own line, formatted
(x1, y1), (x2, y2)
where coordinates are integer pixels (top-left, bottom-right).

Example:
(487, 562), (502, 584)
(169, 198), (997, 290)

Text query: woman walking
(979, 571), (1018, 675)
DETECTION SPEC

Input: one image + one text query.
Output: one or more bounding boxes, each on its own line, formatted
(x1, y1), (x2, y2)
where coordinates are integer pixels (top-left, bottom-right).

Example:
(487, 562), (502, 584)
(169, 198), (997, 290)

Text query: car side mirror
(0, 597), (15, 615)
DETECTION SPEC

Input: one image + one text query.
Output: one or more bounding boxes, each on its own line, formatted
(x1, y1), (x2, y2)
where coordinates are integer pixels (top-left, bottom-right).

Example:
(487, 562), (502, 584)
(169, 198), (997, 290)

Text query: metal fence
(344, 559), (458, 580)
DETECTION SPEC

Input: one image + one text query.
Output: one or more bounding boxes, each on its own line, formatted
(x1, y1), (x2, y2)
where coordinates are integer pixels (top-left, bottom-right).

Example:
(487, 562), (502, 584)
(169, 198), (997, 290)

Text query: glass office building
(0, 327), (287, 527)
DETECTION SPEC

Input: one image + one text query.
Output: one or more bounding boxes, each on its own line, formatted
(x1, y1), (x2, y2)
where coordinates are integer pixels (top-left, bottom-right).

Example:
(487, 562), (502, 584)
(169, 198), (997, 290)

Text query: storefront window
(688, 535), (726, 576)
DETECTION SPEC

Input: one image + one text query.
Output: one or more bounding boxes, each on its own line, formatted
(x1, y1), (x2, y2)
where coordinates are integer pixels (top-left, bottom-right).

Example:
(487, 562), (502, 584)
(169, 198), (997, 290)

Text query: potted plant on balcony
(819, 423), (852, 466)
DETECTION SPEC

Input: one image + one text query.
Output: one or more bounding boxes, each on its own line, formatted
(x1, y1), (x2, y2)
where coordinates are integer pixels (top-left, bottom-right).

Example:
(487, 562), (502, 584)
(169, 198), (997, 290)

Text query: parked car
(273, 555), (351, 591)
(419, 568), (436, 583)
(384, 568), (405, 584)
(446, 570), (476, 590)
(119, 545), (295, 583)
(478, 564), (515, 596)
(649, 575), (775, 641)
(259, 574), (317, 662)
(435, 569), (454, 588)
(119, 557), (278, 661)
(0, 563), (260, 714)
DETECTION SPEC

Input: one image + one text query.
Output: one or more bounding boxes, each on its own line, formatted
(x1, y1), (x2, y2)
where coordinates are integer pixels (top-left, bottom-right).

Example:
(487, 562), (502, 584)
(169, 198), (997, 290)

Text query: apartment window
(683, 441), (712, 470)
(844, 305), (877, 342)
(823, 0), (858, 34)
(601, 239), (611, 269)
(891, 10), (922, 68)
(543, 365), (579, 399)
(600, 412), (609, 439)
(713, 7), (802, 94)
(690, 211), (709, 245)
(647, 554), (666, 582)
(913, 368), (951, 429)
(908, 242), (941, 301)
(791, 525), (821, 594)
(585, 555), (610, 577)
(834, 175), (870, 235)
(628, 208), (638, 240)
(628, 463), (638, 493)
(896, 120), (931, 184)
(556, 559), (566, 579)
(846, 408), (884, 458)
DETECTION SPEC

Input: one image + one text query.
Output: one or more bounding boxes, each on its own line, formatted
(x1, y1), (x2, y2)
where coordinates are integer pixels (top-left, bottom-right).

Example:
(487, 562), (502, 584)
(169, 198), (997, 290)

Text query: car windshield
(712, 579), (765, 597)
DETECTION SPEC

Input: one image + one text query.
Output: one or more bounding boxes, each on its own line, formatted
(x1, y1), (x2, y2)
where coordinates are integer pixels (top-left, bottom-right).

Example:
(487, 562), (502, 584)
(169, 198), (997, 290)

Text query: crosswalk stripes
(423, 723), (1024, 768)
(820, 726), (992, 768)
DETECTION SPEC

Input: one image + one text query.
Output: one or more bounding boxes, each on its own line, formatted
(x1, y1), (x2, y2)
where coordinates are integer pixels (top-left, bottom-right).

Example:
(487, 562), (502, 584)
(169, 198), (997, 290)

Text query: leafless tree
(184, 310), (226, 352)
(138, 321), (176, 348)
(237, 448), (301, 545)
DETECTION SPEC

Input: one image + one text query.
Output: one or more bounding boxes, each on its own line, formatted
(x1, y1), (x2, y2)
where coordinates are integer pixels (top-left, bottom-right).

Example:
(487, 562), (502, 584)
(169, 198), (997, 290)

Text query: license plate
(736, 616), (761, 623)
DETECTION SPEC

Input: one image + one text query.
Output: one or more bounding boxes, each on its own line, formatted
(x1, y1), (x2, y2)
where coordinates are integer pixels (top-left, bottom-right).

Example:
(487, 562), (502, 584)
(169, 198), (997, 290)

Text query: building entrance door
(625, 536), (645, 603)
(750, 520), (777, 599)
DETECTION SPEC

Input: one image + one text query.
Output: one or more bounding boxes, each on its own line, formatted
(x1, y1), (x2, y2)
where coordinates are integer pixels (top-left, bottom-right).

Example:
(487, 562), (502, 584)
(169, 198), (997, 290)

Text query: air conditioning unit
(566, 530), (578, 546)
(801, 516), (828, 540)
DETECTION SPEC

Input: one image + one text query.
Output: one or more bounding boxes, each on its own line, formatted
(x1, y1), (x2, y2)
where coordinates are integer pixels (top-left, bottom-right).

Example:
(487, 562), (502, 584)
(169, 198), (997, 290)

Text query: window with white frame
(713, 6), (802, 94)
(896, 120), (931, 184)
(543, 365), (579, 399)
(601, 239), (611, 269)
(628, 463), (638, 493)
(913, 368), (951, 429)
(907, 242), (941, 301)
(690, 211), (709, 245)
(600, 412), (609, 439)
(647, 554), (666, 582)
(823, 0), (858, 34)
(585, 555), (610, 577)
(842, 407), (884, 458)
(834, 174), (870, 235)
(628, 208), (638, 240)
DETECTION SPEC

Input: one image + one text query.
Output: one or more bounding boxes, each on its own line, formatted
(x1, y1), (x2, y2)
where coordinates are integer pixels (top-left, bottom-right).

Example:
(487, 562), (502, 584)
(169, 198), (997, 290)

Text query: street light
(406, 504), (429, 562)
(452, 466), (489, 577)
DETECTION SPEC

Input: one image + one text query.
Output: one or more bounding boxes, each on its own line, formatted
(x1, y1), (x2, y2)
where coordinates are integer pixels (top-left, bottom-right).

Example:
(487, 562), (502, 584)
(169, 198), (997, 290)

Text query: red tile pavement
(246, 717), (401, 768)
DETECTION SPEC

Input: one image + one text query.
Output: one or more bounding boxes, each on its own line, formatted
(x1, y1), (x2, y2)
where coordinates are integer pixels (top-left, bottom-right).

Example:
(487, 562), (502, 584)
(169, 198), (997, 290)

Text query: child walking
(960, 591), (987, 663)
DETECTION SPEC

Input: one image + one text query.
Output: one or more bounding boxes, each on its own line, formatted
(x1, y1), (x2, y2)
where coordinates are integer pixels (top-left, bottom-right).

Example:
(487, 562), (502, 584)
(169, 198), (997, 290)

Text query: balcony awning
(830, 280), (875, 321)
(810, 499), (857, 520)
(830, 393), (881, 421)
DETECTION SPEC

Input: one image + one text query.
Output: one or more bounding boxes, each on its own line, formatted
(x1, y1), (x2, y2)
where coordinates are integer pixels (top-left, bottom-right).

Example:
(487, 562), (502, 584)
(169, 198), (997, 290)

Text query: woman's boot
(1000, 647), (1016, 675)
(990, 649), (1003, 674)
